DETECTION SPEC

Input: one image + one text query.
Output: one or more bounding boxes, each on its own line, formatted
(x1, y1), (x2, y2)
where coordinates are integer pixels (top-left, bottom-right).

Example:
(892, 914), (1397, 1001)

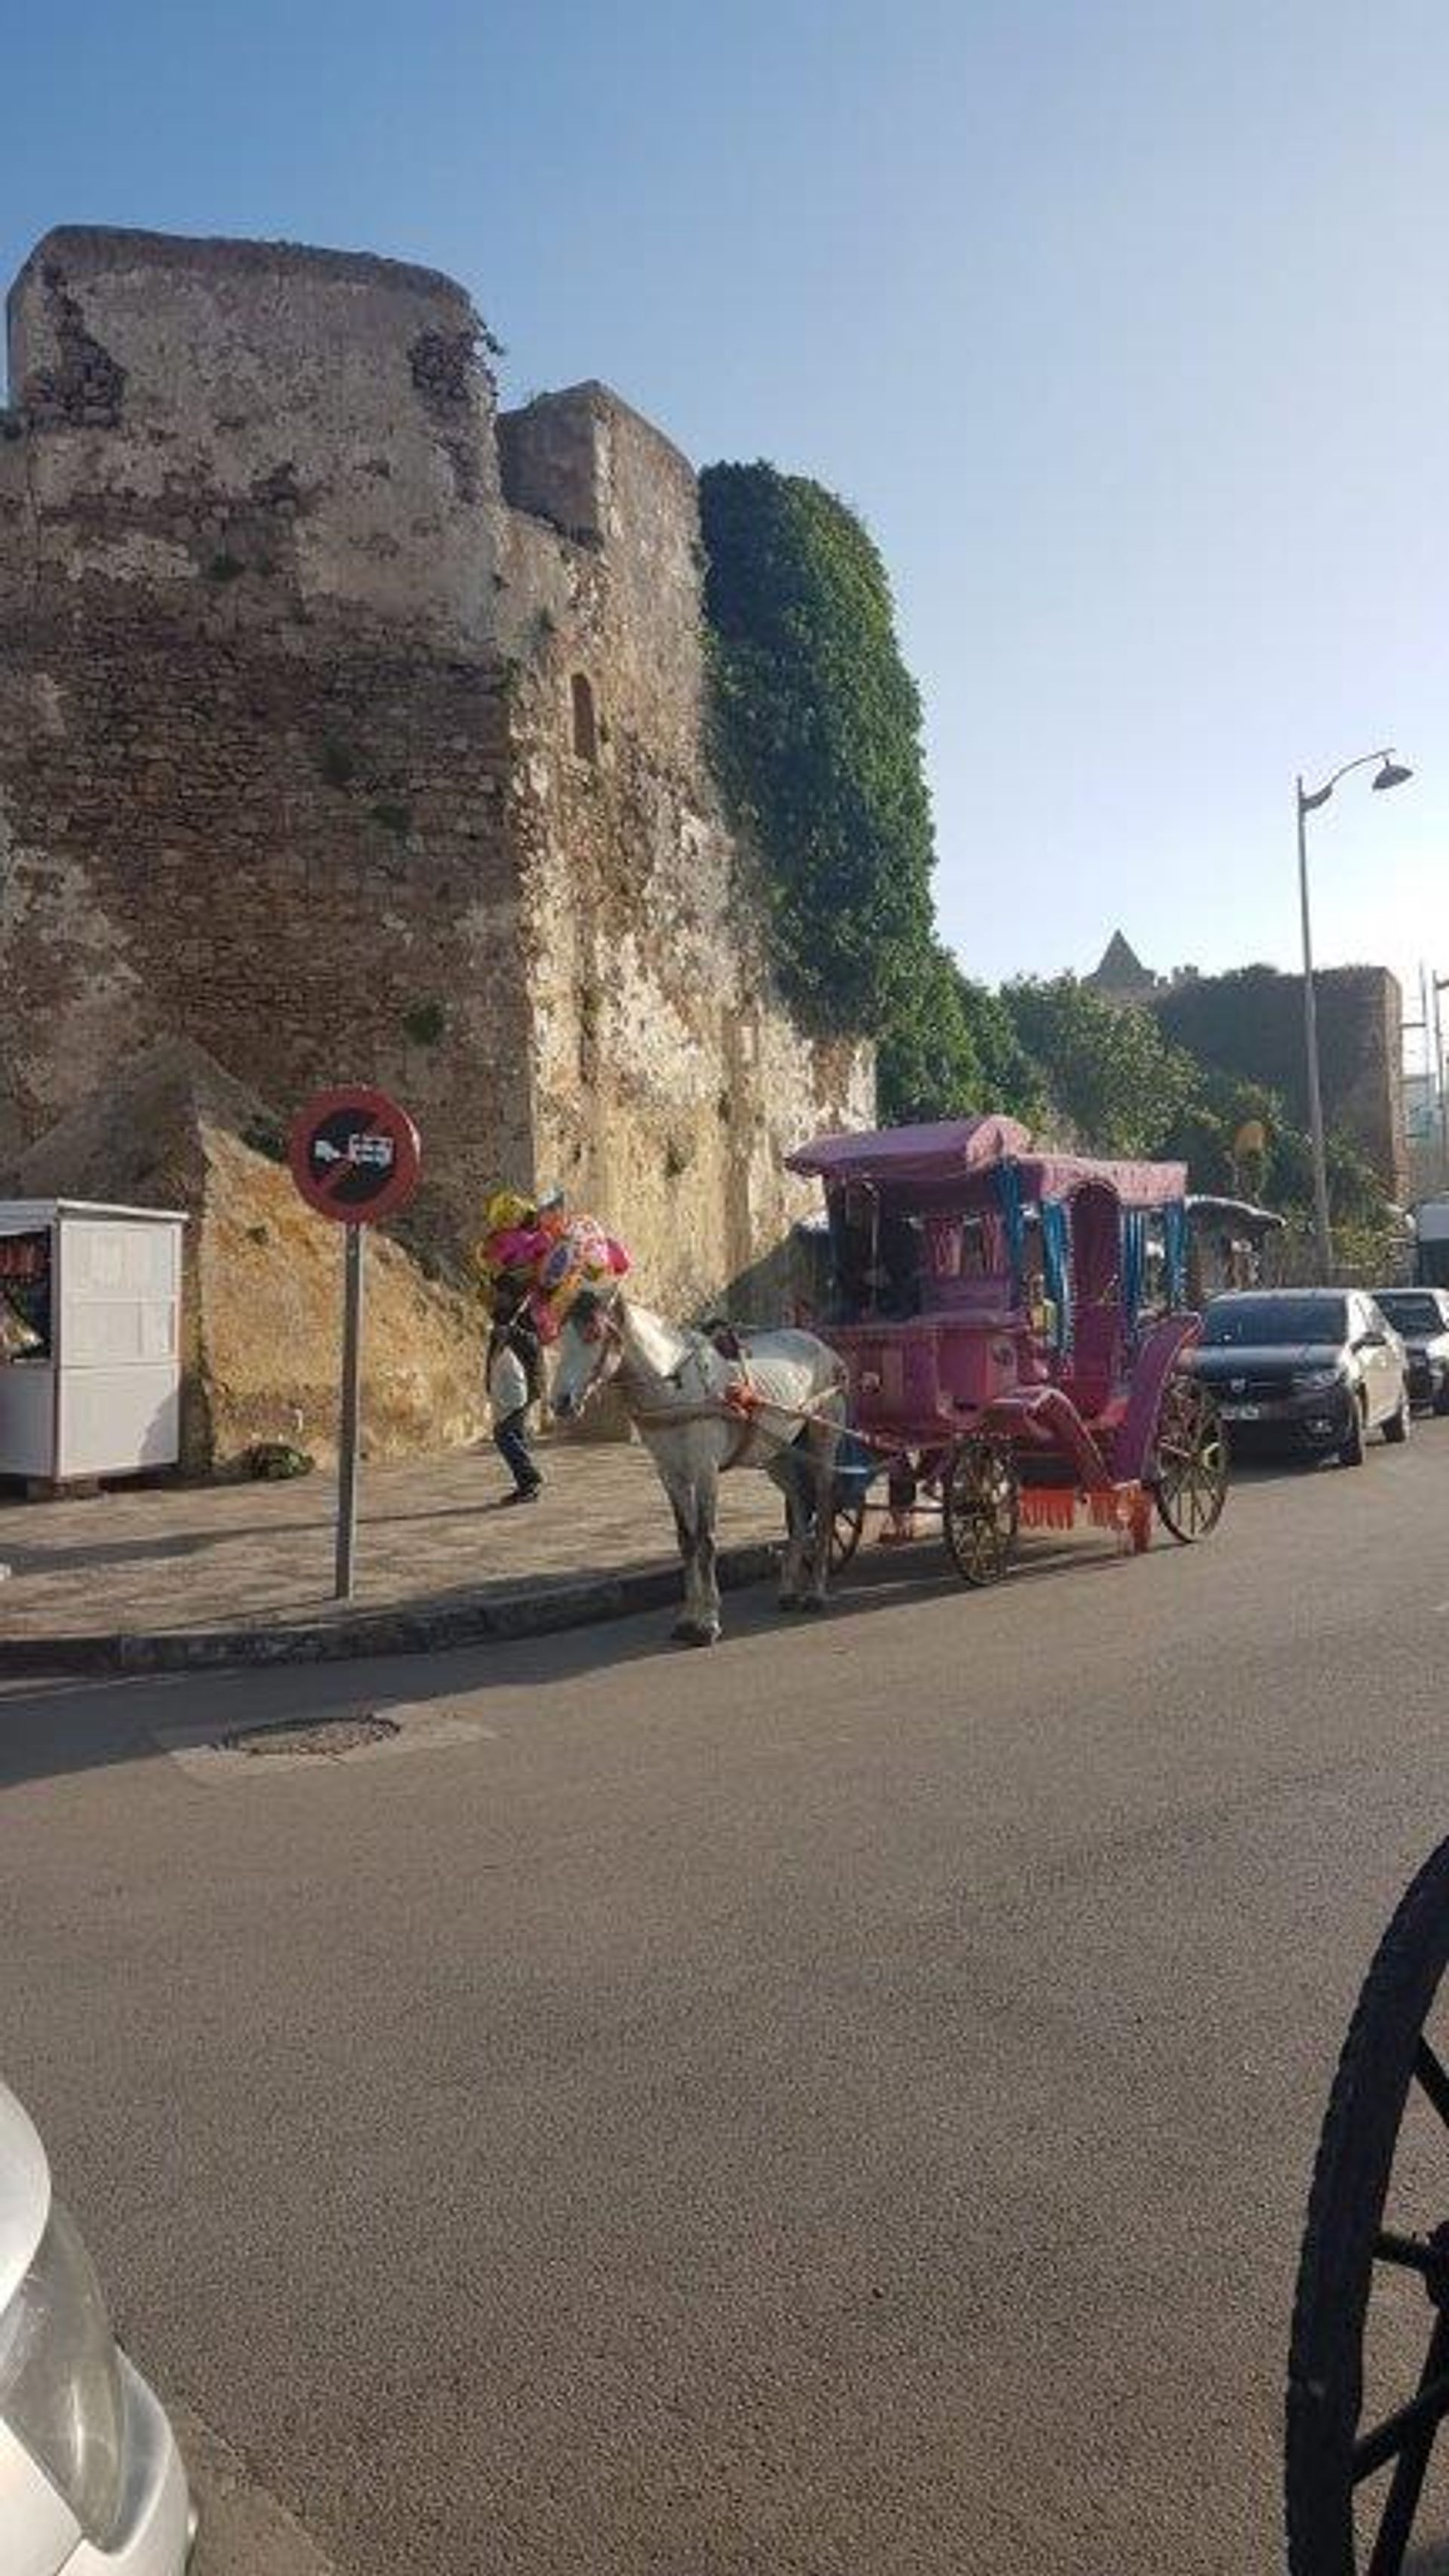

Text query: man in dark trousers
(487, 1281), (544, 1503)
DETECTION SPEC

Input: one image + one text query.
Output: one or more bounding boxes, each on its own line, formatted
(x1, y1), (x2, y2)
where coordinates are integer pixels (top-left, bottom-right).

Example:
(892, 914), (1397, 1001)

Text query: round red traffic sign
(288, 1088), (421, 1226)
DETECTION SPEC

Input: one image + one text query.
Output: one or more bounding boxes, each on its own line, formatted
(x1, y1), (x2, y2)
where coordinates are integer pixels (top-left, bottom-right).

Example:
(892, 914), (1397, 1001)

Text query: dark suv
(1370, 1285), (1449, 1413)
(1192, 1288), (1409, 1467)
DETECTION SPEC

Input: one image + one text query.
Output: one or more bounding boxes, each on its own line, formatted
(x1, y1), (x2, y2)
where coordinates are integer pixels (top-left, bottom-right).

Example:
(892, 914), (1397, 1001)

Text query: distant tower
(1085, 931), (1161, 1007)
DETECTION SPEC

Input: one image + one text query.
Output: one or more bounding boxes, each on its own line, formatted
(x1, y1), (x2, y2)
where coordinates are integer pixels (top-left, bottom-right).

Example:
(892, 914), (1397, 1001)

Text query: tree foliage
(877, 945), (1044, 1127)
(1000, 977), (1198, 1159)
(700, 462), (934, 1037)
(696, 462), (1394, 1243)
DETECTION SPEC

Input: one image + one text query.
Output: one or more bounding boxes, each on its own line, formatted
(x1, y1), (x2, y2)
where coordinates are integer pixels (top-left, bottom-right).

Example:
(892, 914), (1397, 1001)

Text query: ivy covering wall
(698, 460), (1393, 1238)
(699, 462), (934, 1039)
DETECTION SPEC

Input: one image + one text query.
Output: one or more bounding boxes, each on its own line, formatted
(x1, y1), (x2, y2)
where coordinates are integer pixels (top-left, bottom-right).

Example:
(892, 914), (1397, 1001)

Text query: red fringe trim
(1020, 1482), (1152, 1550)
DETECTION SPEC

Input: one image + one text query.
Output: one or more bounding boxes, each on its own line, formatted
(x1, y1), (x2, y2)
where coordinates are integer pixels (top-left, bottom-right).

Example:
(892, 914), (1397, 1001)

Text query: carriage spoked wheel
(1287, 1833), (1449, 2573)
(1152, 1374), (1229, 1543)
(829, 1496), (867, 1573)
(942, 1438), (1019, 1587)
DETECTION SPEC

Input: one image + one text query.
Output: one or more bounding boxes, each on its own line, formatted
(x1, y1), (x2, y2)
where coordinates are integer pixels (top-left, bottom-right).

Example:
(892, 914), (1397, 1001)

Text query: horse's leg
(769, 1447), (808, 1606)
(801, 1417), (841, 1610)
(666, 1475), (705, 1643)
(667, 1473), (719, 1648)
(694, 1463), (721, 1642)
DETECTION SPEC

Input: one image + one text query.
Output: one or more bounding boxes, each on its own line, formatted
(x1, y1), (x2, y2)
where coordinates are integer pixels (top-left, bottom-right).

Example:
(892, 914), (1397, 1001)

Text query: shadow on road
(0, 1503), (1175, 1796)
(0, 1432), (1391, 1797)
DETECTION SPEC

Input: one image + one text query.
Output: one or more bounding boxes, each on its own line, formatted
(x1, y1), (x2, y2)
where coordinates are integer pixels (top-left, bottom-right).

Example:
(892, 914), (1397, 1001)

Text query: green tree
(878, 945), (1044, 1125)
(700, 462), (934, 1037)
(1001, 977), (1198, 1157)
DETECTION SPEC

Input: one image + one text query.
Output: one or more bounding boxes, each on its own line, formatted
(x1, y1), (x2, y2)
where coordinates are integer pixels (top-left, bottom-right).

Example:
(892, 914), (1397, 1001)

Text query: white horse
(550, 1285), (848, 1646)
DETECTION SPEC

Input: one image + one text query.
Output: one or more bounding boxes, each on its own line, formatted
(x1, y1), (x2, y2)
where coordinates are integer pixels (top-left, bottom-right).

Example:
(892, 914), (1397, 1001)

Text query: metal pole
(1297, 779), (1334, 1279)
(1435, 973), (1449, 1187)
(335, 1222), (365, 1602)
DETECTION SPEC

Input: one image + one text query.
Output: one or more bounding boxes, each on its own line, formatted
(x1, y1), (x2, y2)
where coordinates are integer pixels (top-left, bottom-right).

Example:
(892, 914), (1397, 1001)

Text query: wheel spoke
(1414, 2039), (1449, 2134)
(1155, 1386), (1226, 1543)
(1355, 2357), (1449, 2485)
(1376, 2231), (1437, 2278)
(1362, 2314), (1449, 2574)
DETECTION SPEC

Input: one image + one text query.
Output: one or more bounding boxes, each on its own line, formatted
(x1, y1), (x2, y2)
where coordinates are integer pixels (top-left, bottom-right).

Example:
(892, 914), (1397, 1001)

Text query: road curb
(0, 1541), (781, 1677)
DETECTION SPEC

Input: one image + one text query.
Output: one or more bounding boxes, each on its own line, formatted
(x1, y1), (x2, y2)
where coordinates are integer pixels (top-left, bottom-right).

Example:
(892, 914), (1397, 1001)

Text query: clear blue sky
(5, 0), (1447, 1059)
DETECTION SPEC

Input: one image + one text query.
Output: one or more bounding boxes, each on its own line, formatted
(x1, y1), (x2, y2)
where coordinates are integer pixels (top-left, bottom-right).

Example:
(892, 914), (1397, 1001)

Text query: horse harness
(578, 1293), (840, 1468)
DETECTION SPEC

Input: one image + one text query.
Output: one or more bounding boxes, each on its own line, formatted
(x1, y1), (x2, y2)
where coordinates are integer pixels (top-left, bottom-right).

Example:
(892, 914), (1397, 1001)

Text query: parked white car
(0, 2076), (192, 2574)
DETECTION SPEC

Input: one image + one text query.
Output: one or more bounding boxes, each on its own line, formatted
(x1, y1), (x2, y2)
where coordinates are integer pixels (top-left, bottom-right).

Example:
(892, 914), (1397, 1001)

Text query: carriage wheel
(942, 1439), (1018, 1587)
(1153, 1376), (1229, 1542)
(829, 1497), (866, 1573)
(1287, 1833), (1449, 2573)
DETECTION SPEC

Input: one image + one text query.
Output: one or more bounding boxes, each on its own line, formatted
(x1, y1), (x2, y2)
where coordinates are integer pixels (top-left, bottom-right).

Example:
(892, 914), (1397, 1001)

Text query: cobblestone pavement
(0, 1439), (784, 1639)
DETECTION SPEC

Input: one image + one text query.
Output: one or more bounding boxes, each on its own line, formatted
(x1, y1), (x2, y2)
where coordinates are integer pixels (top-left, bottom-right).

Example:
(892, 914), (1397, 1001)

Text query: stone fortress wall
(0, 226), (871, 1328)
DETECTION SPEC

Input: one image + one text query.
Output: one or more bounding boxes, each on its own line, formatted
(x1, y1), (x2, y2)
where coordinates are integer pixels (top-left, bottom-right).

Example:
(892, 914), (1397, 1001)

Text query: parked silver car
(1370, 1285), (1449, 1413)
(0, 2076), (192, 2573)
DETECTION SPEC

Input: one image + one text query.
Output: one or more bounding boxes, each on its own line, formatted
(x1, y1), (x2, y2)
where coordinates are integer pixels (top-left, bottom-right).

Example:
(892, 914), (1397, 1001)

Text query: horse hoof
(672, 1618), (719, 1648)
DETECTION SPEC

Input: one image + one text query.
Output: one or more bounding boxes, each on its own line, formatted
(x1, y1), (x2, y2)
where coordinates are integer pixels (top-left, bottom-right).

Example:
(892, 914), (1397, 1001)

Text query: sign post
(288, 1086), (422, 1602)
(335, 1223), (365, 1600)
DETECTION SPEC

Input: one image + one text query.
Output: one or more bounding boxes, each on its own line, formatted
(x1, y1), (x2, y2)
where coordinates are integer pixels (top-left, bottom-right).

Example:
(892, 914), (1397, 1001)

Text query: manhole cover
(221, 1713), (401, 1759)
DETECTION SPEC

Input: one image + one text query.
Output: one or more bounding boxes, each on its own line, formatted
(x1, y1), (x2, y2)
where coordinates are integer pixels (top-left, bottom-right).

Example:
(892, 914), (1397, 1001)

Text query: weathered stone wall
(1316, 967), (1408, 1201)
(498, 387), (872, 1316)
(0, 226), (870, 1372)
(1155, 962), (1407, 1198)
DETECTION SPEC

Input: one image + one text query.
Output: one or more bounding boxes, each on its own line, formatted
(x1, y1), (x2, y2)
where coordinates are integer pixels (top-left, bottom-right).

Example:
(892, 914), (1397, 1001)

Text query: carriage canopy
(786, 1115), (1187, 1209)
(787, 1116), (1192, 1348)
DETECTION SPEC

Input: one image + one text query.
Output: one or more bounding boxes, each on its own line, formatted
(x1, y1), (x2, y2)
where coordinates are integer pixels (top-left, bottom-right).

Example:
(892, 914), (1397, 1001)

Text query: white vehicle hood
(0, 2080), (50, 2313)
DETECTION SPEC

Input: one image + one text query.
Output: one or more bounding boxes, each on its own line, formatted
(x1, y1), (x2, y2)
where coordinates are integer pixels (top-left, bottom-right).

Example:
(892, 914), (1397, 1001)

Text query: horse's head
(550, 1284), (623, 1421)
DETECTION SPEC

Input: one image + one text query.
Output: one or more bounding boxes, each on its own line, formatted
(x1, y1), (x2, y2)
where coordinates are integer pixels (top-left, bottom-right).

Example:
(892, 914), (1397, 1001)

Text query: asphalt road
(3, 1432), (1449, 2574)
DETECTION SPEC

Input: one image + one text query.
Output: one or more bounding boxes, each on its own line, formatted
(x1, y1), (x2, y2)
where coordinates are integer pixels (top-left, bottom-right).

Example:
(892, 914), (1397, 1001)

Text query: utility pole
(1435, 971), (1449, 1188)
(1294, 751), (1413, 1277)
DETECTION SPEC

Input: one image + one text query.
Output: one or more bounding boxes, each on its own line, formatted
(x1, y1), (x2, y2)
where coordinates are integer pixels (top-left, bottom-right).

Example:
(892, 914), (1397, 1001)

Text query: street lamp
(1296, 749), (1413, 1278)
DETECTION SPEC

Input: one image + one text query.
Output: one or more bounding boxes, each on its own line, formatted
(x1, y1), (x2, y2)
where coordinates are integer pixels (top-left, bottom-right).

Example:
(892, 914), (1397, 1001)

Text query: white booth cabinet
(0, 1202), (186, 1487)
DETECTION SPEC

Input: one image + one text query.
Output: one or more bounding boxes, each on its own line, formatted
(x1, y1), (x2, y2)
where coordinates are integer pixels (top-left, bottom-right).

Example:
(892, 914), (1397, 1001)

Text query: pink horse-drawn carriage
(786, 1113), (1229, 1580)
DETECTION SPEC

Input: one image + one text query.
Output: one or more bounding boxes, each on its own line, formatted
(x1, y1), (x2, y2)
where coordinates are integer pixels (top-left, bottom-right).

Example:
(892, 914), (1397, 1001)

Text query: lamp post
(1295, 749), (1413, 1278)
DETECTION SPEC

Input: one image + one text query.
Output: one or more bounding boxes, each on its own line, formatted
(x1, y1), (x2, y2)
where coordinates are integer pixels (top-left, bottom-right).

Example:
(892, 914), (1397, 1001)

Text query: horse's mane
(616, 1294), (695, 1380)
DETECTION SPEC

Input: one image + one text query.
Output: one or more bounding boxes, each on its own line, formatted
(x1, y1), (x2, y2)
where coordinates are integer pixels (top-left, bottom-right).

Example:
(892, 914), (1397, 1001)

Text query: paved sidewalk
(0, 1439), (784, 1670)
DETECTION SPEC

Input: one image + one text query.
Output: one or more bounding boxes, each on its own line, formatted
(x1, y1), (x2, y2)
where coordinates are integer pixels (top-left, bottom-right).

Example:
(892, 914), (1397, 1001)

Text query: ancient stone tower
(0, 227), (870, 1313)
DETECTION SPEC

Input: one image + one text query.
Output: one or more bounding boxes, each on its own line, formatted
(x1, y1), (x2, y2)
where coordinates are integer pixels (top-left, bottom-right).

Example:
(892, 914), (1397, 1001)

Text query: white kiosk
(0, 1202), (186, 1490)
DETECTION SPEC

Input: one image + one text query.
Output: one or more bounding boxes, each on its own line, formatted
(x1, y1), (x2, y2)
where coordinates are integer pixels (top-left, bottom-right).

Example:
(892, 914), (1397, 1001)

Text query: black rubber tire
(1383, 1392), (1411, 1448)
(942, 1438), (1018, 1587)
(1432, 1382), (1449, 1419)
(1287, 1833), (1449, 2574)
(1339, 1401), (1367, 1469)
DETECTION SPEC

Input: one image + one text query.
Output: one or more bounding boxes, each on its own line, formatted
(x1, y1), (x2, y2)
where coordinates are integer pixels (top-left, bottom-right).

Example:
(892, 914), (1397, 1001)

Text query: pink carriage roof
(786, 1116), (1032, 1184)
(786, 1116), (1187, 1206)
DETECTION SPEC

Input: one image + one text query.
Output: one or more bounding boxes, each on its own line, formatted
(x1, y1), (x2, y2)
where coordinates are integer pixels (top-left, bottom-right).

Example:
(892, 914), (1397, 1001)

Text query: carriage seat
(1050, 1304), (1125, 1425)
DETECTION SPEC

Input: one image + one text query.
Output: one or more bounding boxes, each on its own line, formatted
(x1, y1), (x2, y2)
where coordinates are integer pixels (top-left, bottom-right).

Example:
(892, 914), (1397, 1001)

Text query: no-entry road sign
(288, 1087), (423, 1602)
(289, 1087), (421, 1226)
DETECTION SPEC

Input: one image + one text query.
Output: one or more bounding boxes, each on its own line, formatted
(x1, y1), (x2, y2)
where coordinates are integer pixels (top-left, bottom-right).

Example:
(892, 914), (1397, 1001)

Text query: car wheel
(1339, 1399), (1367, 1468)
(1434, 1378), (1449, 1418)
(1383, 1388), (1411, 1446)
